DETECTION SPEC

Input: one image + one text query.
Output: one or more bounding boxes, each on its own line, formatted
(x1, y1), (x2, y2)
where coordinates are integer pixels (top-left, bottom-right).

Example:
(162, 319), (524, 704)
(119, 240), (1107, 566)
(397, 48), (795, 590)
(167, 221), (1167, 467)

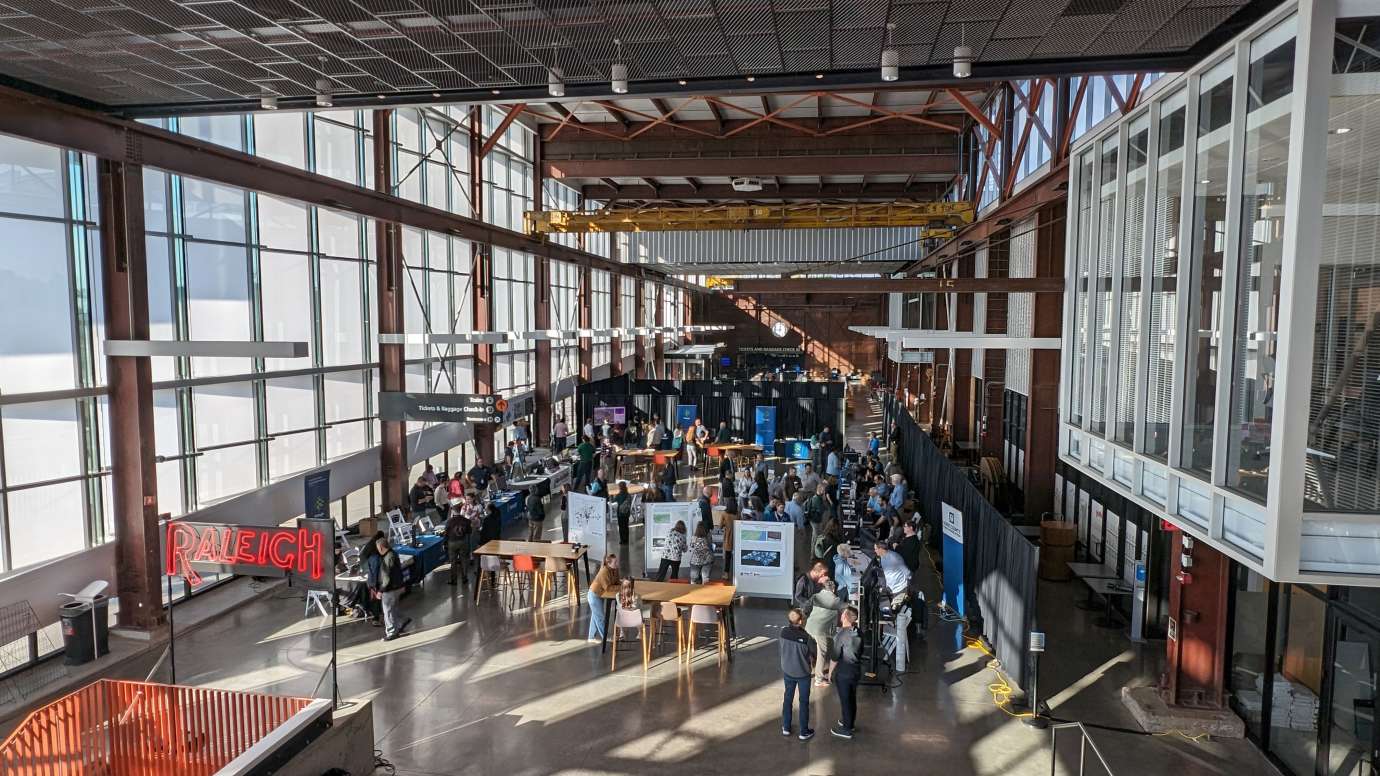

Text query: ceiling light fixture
(260, 95), (279, 110)
(746, 75), (756, 82)
(815, 73), (824, 79)
(953, 23), (973, 79)
(882, 23), (899, 82)
(611, 39), (629, 94)
(1330, 127), (1352, 135)
(678, 79), (687, 85)
(314, 77), (332, 108)
(548, 66), (565, 97)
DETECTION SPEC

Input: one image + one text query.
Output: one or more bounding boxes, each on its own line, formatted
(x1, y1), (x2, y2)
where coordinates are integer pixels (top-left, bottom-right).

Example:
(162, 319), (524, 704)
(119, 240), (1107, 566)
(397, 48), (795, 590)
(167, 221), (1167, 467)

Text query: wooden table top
(709, 443), (762, 454)
(608, 482), (648, 496)
(614, 448), (661, 458)
(599, 580), (736, 607)
(472, 540), (587, 562)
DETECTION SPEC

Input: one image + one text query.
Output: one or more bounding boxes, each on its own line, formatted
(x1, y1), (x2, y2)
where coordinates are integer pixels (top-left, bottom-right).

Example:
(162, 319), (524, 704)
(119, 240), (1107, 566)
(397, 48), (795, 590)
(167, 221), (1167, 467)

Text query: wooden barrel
(1039, 542), (1075, 581)
(1040, 519), (1075, 548)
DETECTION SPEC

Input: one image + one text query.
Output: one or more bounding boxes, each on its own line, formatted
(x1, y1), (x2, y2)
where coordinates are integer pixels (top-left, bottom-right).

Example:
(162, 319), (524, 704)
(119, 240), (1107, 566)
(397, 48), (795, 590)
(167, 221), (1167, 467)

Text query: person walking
(658, 460), (678, 502)
(779, 609), (817, 741)
(444, 505), (472, 587)
(367, 535), (409, 641)
(829, 607), (863, 739)
(655, 520), (687, 581)
(586, 554), (620, 643)
(552, 415), (569, 453)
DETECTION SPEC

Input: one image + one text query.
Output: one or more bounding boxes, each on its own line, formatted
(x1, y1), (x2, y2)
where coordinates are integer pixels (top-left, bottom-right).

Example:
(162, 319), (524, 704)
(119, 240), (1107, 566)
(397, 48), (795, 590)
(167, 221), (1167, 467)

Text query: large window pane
(0, 135), (65, 218)
(1146, 93), (1187, 460)
(2, 399), (82, 485)
(1180, 61), (1234, 477)
(6, 483), (86, 570)
(1090, 142), (1118, 435)
(185, 241), (252, 376)
(261, 251), (313, 371)
(1225, 22), (1294, 502)
(181, 179), (246, 244)
(0, 217), (75, 393)
(315, 118), (360, 185)
(1113, 117), (1150, 446)
(1305, 17), (1380, 512)
(1070, 153), (1095, 426)
(269, 432), (317, 480)
(320, 258), (364, 366)
(324, 370), (367, 422)
(253, 112), (306, 169)
(197, 444), (258, 503)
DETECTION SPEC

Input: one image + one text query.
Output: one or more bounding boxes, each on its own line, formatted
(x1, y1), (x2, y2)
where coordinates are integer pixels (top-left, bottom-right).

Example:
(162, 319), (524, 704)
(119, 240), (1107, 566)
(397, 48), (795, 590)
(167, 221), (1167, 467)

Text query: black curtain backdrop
(578, 376), (844, 443)
(886, 396), (1038, 693)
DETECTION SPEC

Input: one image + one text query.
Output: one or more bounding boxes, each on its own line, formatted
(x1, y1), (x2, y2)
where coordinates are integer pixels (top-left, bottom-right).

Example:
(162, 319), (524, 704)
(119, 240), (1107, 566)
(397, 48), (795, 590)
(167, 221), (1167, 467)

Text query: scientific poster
(644, 501), (698, 571)
(732, 520), (794, 599)
(567, 492), (608, 563)
(1090, 500), (1105, 563)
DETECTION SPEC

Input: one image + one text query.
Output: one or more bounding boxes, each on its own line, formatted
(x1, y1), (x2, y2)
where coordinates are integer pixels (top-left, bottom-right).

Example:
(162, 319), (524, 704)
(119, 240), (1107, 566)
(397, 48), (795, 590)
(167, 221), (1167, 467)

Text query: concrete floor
(137, 403), (1278, 776)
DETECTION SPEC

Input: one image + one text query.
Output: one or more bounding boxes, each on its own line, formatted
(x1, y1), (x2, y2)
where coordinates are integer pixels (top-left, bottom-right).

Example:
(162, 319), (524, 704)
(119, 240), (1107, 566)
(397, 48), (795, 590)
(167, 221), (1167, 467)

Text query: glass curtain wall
(591, 269), (612, 368)
(1306, 15), (1380, 514)
(1069, 152), (1095, 427)
(1146, 92), (1188, 460)
(1113, 115), (1150, 445)
(1090, 141), (1119, 435)
(619, 275), (636, 359)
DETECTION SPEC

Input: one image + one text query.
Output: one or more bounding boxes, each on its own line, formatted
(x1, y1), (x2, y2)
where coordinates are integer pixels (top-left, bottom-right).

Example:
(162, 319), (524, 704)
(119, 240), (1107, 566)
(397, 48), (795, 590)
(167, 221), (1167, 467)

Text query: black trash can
(91, 594), (110, 658)
(59, 601), (94, 665)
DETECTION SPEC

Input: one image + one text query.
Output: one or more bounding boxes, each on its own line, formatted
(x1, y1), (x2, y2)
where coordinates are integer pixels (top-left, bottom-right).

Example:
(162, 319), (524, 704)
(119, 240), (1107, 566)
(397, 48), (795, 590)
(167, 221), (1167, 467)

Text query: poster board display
(644, 501), (698, 571)
(675, 404), (697, 430)
(941, 502), (965, 650)
(1077, 491), (1090, 548)
(732, 520), (794, 599)
(1090, 500), (1105, 563)
(593, 405), (626, 425)
(567, 492), (608, 563)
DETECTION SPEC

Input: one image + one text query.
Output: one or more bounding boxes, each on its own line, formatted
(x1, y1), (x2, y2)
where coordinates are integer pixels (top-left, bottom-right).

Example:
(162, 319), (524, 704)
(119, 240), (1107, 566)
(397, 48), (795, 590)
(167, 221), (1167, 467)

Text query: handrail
(1049, 721), (1116, 776)
(0, 679), (318, 775)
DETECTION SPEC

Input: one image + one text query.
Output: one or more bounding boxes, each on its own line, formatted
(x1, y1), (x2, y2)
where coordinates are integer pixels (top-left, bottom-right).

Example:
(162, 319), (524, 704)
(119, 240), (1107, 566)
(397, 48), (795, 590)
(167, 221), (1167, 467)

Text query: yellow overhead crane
(525, 201), (974, 234)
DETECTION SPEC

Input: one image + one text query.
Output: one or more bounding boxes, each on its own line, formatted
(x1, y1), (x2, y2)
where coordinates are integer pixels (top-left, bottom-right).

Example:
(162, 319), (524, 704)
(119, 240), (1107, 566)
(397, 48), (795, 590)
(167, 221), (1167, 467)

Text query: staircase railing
(1049, 721), (1116, 776)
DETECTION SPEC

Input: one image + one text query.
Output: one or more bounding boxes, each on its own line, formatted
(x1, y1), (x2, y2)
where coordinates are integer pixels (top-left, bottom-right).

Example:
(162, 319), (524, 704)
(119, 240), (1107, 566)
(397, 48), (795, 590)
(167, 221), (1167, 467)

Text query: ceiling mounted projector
(731, 177), (763, 192)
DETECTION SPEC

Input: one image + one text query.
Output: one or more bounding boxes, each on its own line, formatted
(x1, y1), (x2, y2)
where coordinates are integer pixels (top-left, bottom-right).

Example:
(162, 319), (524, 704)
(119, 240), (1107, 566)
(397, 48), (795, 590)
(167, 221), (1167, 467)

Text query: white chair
(477, 555), (504, 599)
(687, 604), (726, 660)
(341, 546), (361, 571)
(611, 606), (649, 671)
(652, 601), (684, 660)
(305, 589), (333, 618)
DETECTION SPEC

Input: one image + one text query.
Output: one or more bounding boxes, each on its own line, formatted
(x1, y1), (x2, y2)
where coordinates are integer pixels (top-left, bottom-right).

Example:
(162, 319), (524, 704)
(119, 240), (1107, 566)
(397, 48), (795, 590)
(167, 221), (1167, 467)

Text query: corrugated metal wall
(623, 227), (922, 267)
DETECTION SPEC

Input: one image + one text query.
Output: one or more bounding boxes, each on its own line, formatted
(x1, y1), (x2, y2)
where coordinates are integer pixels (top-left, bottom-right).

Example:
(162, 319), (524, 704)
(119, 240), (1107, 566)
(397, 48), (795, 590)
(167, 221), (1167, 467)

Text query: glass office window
(1146, 92), (1187, 461)
(1227, 20), (1295, 502)
(1090, 141), (1119, 435)
(1181, 59), (1235, 478)
(1070, 152), (1095, 426)
(1113, 115), (1150, 446)
(1306, 16), (1380, 512)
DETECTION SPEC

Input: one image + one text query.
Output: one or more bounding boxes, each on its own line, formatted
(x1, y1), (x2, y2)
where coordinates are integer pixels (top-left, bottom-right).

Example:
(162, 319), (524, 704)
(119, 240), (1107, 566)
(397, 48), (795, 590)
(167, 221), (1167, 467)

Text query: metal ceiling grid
(0, 0), (1277, 113)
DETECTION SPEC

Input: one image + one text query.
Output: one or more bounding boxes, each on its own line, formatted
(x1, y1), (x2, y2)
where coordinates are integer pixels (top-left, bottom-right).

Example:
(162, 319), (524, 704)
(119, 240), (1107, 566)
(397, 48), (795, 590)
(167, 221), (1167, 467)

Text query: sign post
(941, 502), (965, 650)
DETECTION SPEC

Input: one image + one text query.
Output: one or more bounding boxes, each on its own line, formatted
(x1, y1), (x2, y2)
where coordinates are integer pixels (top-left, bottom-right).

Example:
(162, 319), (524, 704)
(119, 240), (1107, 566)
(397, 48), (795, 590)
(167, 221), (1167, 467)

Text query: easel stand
(858, 585), (891, 692)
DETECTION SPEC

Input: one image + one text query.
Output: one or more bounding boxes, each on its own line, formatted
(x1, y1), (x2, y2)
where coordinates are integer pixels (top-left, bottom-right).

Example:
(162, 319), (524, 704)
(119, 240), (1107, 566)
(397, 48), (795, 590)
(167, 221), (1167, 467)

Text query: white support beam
(105, 340), (309, 358)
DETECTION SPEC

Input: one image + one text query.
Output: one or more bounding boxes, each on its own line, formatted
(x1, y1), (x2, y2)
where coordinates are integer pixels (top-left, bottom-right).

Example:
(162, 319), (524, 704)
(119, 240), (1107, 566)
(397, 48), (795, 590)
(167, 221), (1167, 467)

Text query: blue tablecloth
(493, 491), (525, 526)
(396, 534), (446, 583)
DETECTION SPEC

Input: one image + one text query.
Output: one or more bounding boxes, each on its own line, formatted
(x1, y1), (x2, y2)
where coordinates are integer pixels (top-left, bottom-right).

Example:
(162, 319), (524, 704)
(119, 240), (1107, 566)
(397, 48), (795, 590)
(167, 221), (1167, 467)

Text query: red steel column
(610, 272), (624, 376)
(578, 264), (592, 382)
(470, 107), (495, 462)
(634, 275), (648, 378)
(1025, 203), (1066, 516)
(98, 159), (165, 630)
(534, 257), (552, 447)
(1165, 532), (1230, 708)
(373, 109), (408, 510)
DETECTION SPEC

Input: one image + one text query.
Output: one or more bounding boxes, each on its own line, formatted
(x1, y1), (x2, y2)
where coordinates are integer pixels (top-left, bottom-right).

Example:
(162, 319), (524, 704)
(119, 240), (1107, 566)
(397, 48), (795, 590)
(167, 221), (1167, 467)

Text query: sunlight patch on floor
(606, 681), (781, 762)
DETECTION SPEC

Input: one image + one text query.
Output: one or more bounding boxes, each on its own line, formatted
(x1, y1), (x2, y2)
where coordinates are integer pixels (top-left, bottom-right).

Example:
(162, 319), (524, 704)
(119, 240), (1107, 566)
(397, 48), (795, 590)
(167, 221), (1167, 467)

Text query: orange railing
(0, 679), (317, 775)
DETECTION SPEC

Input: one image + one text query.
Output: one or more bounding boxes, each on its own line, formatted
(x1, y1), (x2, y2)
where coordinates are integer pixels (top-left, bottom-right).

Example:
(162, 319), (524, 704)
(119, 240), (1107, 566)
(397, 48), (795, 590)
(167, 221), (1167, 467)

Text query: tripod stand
(857, 581), (893, 692)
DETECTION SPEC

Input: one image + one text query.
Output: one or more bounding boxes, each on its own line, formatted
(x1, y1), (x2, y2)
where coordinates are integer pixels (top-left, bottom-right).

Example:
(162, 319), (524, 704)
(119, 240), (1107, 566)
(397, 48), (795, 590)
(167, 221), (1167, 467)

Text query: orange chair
(508, 555), (538, 607)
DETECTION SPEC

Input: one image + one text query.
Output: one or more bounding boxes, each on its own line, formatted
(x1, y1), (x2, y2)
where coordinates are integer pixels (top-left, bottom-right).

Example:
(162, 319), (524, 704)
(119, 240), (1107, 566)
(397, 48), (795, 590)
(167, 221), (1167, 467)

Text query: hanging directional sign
(378, 392), (507, 423)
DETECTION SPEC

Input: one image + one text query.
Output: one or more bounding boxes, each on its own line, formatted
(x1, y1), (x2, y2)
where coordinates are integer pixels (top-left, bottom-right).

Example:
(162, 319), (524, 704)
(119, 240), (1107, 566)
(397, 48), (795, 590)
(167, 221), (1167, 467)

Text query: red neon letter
(296, 526), (325, 580)
(234, 529), (258, 565)
(192, 526), (221, 563)
(165, 523), (202, 586)
(267, 531), (295, 570)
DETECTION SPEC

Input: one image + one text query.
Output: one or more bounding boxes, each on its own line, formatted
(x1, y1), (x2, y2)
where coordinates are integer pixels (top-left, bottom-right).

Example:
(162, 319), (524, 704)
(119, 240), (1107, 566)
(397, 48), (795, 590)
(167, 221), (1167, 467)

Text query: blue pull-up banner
(753, 406), (777, 448)
(941, 502), (965, 650)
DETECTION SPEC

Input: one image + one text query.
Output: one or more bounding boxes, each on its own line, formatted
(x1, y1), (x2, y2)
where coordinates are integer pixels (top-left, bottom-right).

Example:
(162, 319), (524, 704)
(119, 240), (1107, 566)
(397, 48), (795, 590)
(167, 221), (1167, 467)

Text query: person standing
(586, 554), (620, 643)
(696, 485), (714, 536)
(421, 462), (440, 488)
(829, 607), (862, 739)
(715, 420), (732, 443)
(582, 417), (596, 443)
(658, 460), (677, 502)
(683, 422), (699, 468)
(444, 504), (472, 586)
(804, 565), (847, 688)
(779, 609), (817, 741)
(687, 523), (713, 583)
(655, 520), (687, 581)
(526, 488), (546, 542)
(694, 418), (710, 452)
(609, 481), (631, 544)
(646, 417), (664, 450)
(575, 436), (596, 488)
(367, 536), (409, 641)
(447, 471), (465, 502)
(552, 415), (569, 453)
(410, 476), (434, 518)
(558, 482), (573, 542)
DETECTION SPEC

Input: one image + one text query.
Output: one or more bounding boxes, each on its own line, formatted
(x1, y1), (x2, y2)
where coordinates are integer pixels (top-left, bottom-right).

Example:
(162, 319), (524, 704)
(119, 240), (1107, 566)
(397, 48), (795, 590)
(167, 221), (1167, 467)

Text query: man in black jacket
(829, 606), (863, 739)
(367, 536), (410, 641)
(779, 608), (816, 741)
(526, 489), (546, 542)
(445, 508), (472, 586)
(896, 520), (922, 574)
(696, 486), (714, 535)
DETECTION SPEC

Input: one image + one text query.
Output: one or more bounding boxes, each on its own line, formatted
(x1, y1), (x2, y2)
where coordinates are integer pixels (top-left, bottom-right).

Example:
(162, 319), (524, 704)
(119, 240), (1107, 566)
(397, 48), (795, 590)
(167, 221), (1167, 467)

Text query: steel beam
(578, 181), (946, 201)
(727, 277), (1063, 294)
(373, 109), (407, 511)
(0, 86), (683, 286)
(546, 155), (957, 179)
(98, 158), (164, 631)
